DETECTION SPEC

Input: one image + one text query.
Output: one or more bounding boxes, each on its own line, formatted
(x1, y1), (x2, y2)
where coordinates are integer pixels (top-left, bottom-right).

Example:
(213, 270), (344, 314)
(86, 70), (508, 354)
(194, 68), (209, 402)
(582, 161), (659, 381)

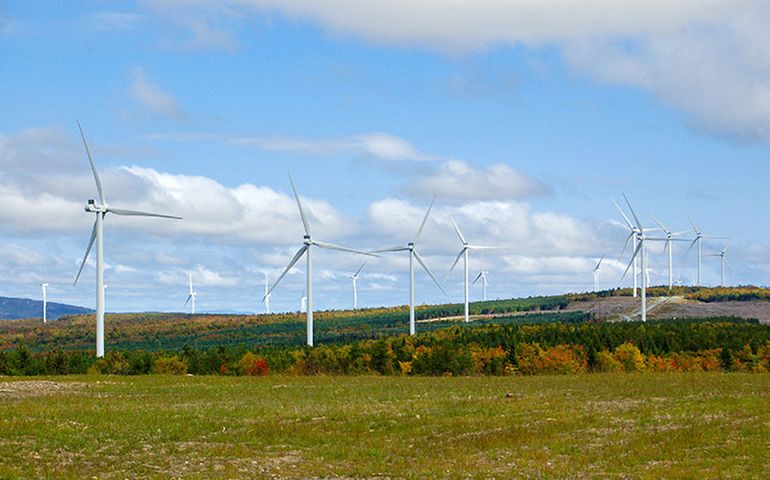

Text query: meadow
(0, 373), (768, 479)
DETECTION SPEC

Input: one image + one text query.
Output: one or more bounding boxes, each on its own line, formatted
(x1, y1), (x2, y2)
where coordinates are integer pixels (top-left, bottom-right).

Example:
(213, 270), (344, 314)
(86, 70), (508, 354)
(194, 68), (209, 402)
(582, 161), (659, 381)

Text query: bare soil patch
(0, 380), (85, 398)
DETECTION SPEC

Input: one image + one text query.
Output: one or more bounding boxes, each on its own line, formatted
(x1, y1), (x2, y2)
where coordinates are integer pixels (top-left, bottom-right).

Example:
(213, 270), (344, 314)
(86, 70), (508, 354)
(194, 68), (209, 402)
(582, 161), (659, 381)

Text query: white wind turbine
(686, 219), (728, 286)
(593, 255), (604, 292)
(263, 272), (271, 314)
(184, 272), (197, 314)
(41, 279), (49, 324)
(73, 121), (182, 358)
(445, 217), (506, 323)
(706, 241), (730, 287)
(472, 252), (489, 301)
(614, 199), (641, 297)
(349, 260), (368, 309)
(652, 218), (691, 290)
(372, 197), (446, 336)
(618, 194), (650, 322)
(264, 175), (375, 346)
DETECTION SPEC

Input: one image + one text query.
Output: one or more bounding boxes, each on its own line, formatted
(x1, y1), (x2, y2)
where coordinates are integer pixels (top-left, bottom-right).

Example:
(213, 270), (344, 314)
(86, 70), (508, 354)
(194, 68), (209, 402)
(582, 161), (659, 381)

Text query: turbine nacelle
(85, 200), (107, 213)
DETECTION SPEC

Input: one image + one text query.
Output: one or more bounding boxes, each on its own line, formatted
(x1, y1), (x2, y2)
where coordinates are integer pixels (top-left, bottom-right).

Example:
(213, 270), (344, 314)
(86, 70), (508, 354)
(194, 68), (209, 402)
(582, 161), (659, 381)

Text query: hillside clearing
(1, 373), (768, 479)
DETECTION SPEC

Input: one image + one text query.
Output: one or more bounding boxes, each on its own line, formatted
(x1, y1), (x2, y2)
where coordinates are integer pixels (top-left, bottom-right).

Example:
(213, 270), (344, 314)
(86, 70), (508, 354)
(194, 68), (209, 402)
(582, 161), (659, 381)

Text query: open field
(1, 373), (768, 479)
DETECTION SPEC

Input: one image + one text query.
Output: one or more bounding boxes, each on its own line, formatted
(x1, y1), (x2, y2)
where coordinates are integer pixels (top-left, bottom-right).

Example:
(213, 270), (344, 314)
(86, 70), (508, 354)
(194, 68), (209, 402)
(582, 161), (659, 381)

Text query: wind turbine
(618, 194), (650, 322)
(706, 241), (730, 286)
(41, 279), (49, 324)
(349, 260), (368, 309)
(445, 217), (506, 323)
(264, 175), (375, 346)
(614, 199), (641, 297)
(652, 218), (691, 290)
(263, 272), (271, 314)
(184, 272), (197, 314)
(472, 252), (489, 301)
(73, 121), (182, 358)
(372, 197), (446, 335)
(593, 255), (604, 292)
(687, 219), (728, 286)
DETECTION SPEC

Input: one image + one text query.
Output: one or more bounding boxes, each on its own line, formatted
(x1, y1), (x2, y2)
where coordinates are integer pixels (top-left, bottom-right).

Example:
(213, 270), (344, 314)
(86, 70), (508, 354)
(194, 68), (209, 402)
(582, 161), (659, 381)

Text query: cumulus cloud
(129, 67), (185, 121)
(140, 0), (770, 142)
(157, 265), (237, 287)
(404, 160), (545, 203)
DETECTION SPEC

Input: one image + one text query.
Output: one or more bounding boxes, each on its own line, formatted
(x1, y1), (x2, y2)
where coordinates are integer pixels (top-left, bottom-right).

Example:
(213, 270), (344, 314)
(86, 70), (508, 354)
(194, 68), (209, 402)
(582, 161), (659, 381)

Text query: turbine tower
(184, 272), (197, 314)
(706, 242), (730, 286)
(445, 217), (505, 323)
(264, 175), (375, 346)
(687, 219), (728, 286)
(618, 194), (649, 322)
(652, 218), (691, 290)
(73, 121), (182, 358)
(372, 197), (446, 335)
(472, 252), (489, 301)
(593, 255), (604, 292)
(41, 279), (49, 324)
(263, 272), (271, 314)
(349, 260), (368, 309)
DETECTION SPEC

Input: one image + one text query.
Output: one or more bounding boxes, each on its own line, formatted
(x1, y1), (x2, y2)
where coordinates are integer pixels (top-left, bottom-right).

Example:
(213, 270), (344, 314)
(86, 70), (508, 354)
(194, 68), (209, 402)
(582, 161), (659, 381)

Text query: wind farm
(3, 2), (770, 478)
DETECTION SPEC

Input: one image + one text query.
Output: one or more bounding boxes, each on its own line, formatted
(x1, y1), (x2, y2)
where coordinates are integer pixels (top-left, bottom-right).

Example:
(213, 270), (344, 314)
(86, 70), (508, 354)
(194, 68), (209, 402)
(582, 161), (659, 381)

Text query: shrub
(151, 355), (188, 375)
(89, 351), (130, 375)
(594, 350), (623, 372)
(239, 352), (270, 376)
(613, 343), (645, 372)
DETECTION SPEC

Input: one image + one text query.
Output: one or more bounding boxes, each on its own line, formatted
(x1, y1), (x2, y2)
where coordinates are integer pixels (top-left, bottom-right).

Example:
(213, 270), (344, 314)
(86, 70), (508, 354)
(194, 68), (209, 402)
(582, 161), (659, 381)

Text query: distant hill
(0, 296), (93, 321)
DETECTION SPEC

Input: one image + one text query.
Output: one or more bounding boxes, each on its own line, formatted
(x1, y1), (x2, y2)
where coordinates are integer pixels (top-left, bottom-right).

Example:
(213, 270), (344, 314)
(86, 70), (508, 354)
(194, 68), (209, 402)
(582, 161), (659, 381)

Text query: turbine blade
(622, 193), (642, 230)
(472, 271), (484, 285)
(354, 259), (369, 276)
(620, 242), (643, 282)
(689, 216), (700, 234)
(621, 232), (634, 256)
(413, 195), (436, 245)
(594, 254), (604, 271)
(73, 218), (98, 286)
(652, 217), (671, 235)
(449, 216), (466, 244)
(370, 246), (409, 253)
(109, 207), (182, 219)
(183, 294), (192, 308)
(77, 120), (106, 205)
(612, 199), (634, 230)
(445, 248), (465, 282)
(289, 173), (311, 236)
(264, 245), (308, 300)
(413, 250), (447, 295)
(685, 238), (698, 254)
(468, 245), (508, 250)
(313, 240), (379, 257)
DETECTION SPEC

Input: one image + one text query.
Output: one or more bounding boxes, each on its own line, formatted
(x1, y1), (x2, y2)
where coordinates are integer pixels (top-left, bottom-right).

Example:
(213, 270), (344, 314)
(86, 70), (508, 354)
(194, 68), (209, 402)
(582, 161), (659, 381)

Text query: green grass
(1, 373), (768, 478)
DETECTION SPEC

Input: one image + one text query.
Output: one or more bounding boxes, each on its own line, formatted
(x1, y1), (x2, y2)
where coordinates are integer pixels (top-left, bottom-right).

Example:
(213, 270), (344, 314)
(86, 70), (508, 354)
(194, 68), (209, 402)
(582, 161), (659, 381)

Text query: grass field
(1, 373), (768, 479)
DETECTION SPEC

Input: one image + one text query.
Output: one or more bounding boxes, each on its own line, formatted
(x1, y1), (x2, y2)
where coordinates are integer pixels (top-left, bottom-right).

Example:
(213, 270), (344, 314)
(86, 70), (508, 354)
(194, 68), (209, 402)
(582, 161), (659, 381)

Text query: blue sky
(2, 1), (770, 314)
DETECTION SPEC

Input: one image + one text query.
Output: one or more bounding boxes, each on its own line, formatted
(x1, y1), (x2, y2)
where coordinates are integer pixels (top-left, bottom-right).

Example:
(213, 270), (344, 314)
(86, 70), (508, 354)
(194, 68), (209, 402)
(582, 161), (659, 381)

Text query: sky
(2, 0), (770, 314)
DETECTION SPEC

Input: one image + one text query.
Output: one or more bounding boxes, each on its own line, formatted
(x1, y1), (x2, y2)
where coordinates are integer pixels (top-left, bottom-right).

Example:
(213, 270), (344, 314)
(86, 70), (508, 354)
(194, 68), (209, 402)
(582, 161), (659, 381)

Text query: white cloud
(231, 132), (438, 162)
(404, 160), (545, 203)
(157, 265), (237, 287)
(129, 67), (185, 121)
(147, 0), (770, 142)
